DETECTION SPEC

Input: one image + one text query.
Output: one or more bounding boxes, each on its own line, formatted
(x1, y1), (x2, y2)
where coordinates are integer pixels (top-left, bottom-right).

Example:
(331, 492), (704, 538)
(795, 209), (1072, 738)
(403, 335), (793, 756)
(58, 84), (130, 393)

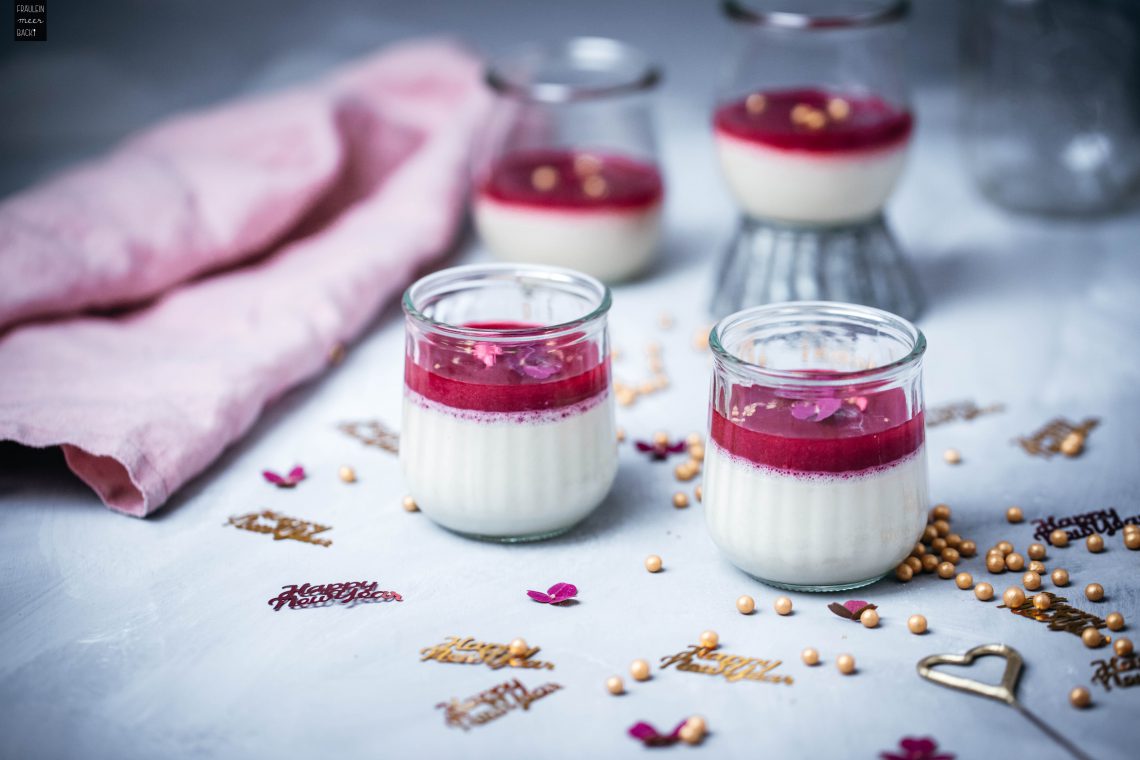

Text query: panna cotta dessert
(401, 264), (617, 540)
(703, 302), (928, 590)
(474, 149), (664, 283)
(714, 88), (913, 224)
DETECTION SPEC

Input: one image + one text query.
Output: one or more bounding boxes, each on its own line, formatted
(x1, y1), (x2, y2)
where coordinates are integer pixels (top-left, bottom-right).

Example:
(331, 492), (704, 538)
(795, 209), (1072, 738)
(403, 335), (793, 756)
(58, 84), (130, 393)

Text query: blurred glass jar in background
(960, 0), (1140, 215)
(472, 38), (664, 283)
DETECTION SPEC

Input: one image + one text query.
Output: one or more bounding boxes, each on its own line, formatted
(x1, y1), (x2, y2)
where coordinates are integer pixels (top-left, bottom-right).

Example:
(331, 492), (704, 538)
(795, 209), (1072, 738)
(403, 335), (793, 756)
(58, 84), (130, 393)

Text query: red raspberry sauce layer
(479, 149), (663, 211)
(710, 384), (924, 474)
(405, 321), (609, 414)
(714, 88), (913, 154)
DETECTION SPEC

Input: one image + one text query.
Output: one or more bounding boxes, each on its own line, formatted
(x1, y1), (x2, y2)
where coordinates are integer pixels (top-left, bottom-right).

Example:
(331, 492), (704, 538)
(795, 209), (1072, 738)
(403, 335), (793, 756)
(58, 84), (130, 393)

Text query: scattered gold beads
(801, 647), (820, 666)
(402, 495), (419, 512)
(508, 638), (528, 657)
(1105, 612), (1124, 631)
(1005, 553), (1025, 572)
(932, 504), (951, 521)
(1050, 529), (1070, 547)
(921, 554), (940, 573)
(582, 174), (607, 198)
(605, 676), (624, 695)
(746, 93), (767, 114)
(895, 564), (914, 582)
(943, 448), (962, 464)
(1027, 543), (1047, 561)
(908, 614), (928, 634)
(736, 595), (755, 615)
(1069, 686), (1092, 708)
(1028, 560), (1046, 575)
(937, 561), (956, 580)
(695, 485), (702, 503)
(933, 519), (951, 537)
(1003, 587), (1026, 608)
(774, 596), (793, 615)
(905, 556), (922, 573)
(652, 431), (669, 446)
(1023, 572), (1042, 591)
(836, 654), (856, 675)
(644, 554), (663, 573)
(827, 97), (850, 121)
(922, 525), (938, 543)
(1060, 432), (1085, 457)
(1006, 506), (1023, 523)
(678, 720), (705, 746)
(338, 465), (357, 483)
(1086, 533), (1104, 553)
(996, 541), (1014, 555)
(860, 608), (880, 628)
(959, 540), (977, 557)
(975, 582), (994, 601)
(1051, 568), (1070, 586)
(699, 630), (719, 649)
(1115, 638), (1134, 656)
(630, 659), (651, 681)
(1125, 527), (1140, 550)
(955, 572), (973, 590)
(945, 533), (962, 548)
(986, 554), (1006, 574)
(672, 492), (690, 509)
(942, 547), (961, 564)
(1081, 628), (1104, 648)
(674, 463), (697, 482)
(1032, 593), (1051, 611)
(1085, 583), (1104, 602)
(616, 427), (626, 442)
(531, 166), (558, 191)
(930, 537), (947, 553)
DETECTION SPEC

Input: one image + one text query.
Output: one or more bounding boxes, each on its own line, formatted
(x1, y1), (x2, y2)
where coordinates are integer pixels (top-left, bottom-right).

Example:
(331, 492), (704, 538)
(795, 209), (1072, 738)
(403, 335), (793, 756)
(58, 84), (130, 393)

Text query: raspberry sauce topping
(711, 382), (924, 474)
(479, 149), (663, 211)
(405, 321), (609, 414)
(714, 88), (913, 154)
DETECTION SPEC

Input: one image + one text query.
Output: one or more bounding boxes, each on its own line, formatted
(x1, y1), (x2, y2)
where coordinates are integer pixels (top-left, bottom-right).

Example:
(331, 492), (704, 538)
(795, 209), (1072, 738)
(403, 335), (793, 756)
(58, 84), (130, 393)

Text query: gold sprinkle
(803, 111), (827, 131)
(791, 103), (813, 124)
(827, 97), (850, 121)
(582, 174), (608, 198)
(616, 427), (626, 442)
(1060, 432), (1085, 457)
(672, 492), (690, 509)
(337, 465), (356, 483)
(402, 495), (418, 512)
(573, 153), (602, 176)
(943, 448), (962, 465)
(745, 93), (767, 115)
(531, 166), (558, 191)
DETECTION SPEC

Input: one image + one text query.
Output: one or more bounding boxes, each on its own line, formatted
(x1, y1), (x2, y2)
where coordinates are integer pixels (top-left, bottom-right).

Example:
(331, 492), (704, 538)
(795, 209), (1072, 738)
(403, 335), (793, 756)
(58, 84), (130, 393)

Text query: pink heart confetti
(828, 599), (877, 620)
(635, 439), (687, 461)
(628, 720), (688, 747)
(262, 465), (306, 488)
(790, 397), (844, 422)
(473, 342), (503, 368)
(526, 582), (578, 605)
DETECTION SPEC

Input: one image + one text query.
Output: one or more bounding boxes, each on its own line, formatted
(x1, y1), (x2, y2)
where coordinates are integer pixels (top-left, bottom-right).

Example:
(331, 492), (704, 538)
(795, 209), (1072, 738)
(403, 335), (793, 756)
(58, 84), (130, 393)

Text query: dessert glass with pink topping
(703, 301), (928, 590)
(401, 264), (616, 541)
(711, 0), (923, 321)
(473, 38), (664, 283)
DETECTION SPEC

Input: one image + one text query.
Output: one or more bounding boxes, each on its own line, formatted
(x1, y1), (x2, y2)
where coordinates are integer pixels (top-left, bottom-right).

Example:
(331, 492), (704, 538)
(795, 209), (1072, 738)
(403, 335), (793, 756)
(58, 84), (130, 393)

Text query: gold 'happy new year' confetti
(925, 400), (1005, 427)
(1016, 417), (1098, 458)
(1089, 653), (1140, 692)
(420, 636), (555, 671)
(337, 419), (399, 454)
(437, 678), (562, 731)
(227, 510), (332, 547)
(999, 591), (1107, 638)
(659, 643), (793, 685)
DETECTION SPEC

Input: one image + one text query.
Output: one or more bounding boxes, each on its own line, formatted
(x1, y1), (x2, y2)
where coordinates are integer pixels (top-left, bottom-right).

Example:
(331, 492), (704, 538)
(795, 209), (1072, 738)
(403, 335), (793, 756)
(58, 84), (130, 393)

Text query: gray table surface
(2, 3), (1138, 759)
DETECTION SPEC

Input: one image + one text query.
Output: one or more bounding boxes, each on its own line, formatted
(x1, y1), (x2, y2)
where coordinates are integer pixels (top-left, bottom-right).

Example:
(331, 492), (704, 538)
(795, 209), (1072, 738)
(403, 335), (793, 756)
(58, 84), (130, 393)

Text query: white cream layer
(715, 132), (909, 225)
(703, 440), (928, 587)
(474, 196), (661, 283)
(400, 390), (617, 538)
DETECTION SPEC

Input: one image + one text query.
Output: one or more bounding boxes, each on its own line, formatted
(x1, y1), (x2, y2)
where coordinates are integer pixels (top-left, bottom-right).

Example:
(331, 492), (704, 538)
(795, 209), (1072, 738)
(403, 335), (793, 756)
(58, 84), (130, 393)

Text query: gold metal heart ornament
(916, 643), (1022, 705)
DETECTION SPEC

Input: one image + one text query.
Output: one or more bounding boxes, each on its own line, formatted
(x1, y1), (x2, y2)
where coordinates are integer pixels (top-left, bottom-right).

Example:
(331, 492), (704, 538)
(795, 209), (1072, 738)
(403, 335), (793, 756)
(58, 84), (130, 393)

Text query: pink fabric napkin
(0, 40), (488, 516)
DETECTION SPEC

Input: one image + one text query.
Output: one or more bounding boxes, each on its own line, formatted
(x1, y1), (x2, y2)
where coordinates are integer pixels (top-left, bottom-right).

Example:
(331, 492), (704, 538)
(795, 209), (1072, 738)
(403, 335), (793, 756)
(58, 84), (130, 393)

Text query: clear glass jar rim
(723, 0), (910, 29)
(709, 301), (926, 387)
(403, 263), (612, 341)
(485, 37), (661, 103)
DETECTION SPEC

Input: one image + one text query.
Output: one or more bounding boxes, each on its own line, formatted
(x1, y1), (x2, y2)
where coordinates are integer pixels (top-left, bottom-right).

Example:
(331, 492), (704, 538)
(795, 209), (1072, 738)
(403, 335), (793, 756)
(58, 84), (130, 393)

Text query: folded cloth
(0, 40), (487, 516)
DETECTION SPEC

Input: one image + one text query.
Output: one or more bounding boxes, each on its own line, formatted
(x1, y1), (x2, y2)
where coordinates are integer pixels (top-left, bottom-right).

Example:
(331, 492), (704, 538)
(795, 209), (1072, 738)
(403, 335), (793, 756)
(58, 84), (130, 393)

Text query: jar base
(710, 213), (924, 322)
(742, 570), (891, 594)
(435, 520), (584, 544)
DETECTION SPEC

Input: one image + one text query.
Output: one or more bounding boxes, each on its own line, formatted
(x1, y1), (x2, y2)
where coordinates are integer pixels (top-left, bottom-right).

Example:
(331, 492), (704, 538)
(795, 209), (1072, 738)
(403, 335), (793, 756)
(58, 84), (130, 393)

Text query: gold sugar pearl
(1005, 553), (1025, 572)
(908, 614), (928, 634)
(836, 654), (856, 675)
(1032, 593), (1051, 611)
(531, 166), (558, 191)
(652, 431), (669, 446)
(790, 103), (814, 124)
(827, 97), (851, 121)
(678, 724), (703, 746)
(774, 596), (793, 615)
(1069, 686), (1092, 708)
(1085, 583), (1104, 602)
(937, 561), (956, 580)
(922, 525), (938, 543)
(803, 111), (828, 130)
(1060, 432), (1084, 457)
(1051, 568), (1070, 586)
(1114, 638), (1133, 656)
(606, 676), (625, 695)
(1086, 533), (1104, 553)
(1003, 587), (1026, 608)
(1126, 531), (1140, 550)
(630, 659), (651, 681)
(1081, 628), (1104, 648)
(930, 537), (948, 553)
(508, 638), (528, 657)
(645, 554), (663, 573)
(921, 554), (940, 573)
(1006, 506), (1023, 523)
(574, 153), (602, 175)
(746, 93), (767, 115)
(1050, 529), (1070, 547)
(616, 427), (626, 442)
(942, 547), (961, 564)
(685, 716), (707, 735)
(1022, 572), (1041, 591)
(955, 572), (973, 590)
(695, 485), (703, 502)
(943, 448), (962, 464)
(997, 541), (1014, 555)
(1105, 612), (1124, 631)
(736, 595), (756, 614)
(860, 608), (880, 628)
(931, 504), (952, 521)
(699, 630), (719, 649)
(1028, 560), (1046, 575)
(905, 556), (922, 573)
(675, 464), (697, 482)
(945, 533), (962, 548)
(933, 519), (951, 537)
(672, 492), (690, 509)
(912, 543), (926, 557)
(582, 174), (607, 198)
(686, 432), (703, 446)
(689, 444), (705, 461)
(1027, 543), (1047, 560)
(959, 540), (977, 557)
(986, 554), (1006, 574)
(975, 582), (994, 601)
(801, 647), (820, 666)
(402, 495), (419, 512)
(338, 465), (357, 483)
(895, 564), (914, 582)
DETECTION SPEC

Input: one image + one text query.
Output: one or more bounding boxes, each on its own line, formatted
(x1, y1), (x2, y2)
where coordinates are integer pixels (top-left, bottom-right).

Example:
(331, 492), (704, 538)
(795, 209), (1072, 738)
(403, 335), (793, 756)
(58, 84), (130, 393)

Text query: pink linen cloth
(0, 40), (488, 516)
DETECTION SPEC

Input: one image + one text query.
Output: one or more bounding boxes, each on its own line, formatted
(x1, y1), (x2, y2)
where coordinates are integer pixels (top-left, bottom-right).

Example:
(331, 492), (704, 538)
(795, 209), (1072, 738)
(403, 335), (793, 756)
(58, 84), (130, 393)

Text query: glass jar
(402, 263), (616, 541)
(704, 301), (928, 591)
(960, 0), (1140, 215)
(472, 37), (664, 283)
